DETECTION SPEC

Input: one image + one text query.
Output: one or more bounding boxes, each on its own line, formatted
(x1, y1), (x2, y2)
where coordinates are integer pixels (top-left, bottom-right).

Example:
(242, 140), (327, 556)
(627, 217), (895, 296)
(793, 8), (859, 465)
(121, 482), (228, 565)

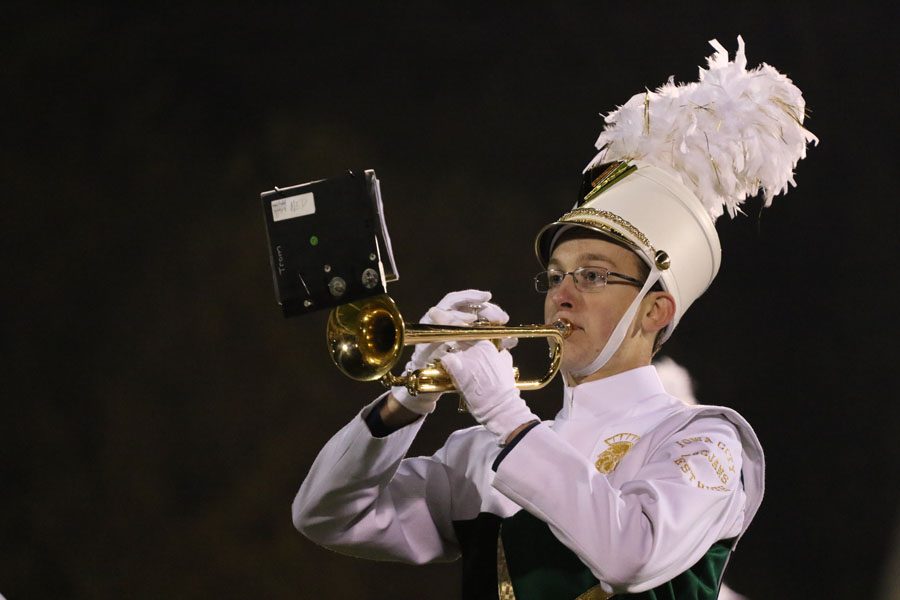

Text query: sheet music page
(366, 170), (399, 284)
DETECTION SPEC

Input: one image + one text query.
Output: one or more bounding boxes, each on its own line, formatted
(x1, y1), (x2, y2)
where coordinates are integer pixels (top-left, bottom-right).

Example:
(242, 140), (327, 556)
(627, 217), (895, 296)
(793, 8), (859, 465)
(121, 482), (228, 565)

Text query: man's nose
(550, 274), (578, 307)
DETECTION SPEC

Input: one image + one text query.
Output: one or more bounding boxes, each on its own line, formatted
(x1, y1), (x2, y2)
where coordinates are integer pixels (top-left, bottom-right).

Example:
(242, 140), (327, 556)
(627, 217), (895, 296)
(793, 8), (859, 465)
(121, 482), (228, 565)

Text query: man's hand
(440, 341), (539, 443)
(392, 290), (510, 416)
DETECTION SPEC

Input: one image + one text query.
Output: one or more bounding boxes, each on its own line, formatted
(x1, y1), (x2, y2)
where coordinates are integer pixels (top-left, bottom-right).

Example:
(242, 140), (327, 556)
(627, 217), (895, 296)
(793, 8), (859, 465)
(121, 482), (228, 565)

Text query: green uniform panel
(501, 510), (734, 600)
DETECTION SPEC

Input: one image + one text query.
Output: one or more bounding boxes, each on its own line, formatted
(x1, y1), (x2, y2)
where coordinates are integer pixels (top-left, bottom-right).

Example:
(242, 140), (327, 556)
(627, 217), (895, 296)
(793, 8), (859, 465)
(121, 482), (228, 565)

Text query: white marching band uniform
(293, 37), (814, 598)
(293, 367), (763, 595)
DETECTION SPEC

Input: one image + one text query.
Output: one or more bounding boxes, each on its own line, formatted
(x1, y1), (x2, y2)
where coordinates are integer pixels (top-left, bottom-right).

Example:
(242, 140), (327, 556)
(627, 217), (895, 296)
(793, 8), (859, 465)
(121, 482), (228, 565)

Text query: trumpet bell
(327, 295), (405, 381)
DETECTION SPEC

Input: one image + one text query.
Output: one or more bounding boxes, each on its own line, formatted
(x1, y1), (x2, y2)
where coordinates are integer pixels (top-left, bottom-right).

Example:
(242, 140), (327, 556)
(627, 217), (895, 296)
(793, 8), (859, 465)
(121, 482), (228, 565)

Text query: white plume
(586, 36), (818, 219)
(654, 356), (698, 405)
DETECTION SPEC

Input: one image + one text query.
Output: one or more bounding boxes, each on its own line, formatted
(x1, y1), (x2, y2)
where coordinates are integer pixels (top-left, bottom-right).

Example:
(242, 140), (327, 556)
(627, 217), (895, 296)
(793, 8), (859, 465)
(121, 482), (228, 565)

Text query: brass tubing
(384, 322), (569, 394)
(327, 294), (571, 395)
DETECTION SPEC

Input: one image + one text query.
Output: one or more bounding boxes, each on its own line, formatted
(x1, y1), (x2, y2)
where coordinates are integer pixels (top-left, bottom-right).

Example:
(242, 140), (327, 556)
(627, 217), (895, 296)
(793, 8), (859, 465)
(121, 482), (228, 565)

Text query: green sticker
(309, 235), (319, 246)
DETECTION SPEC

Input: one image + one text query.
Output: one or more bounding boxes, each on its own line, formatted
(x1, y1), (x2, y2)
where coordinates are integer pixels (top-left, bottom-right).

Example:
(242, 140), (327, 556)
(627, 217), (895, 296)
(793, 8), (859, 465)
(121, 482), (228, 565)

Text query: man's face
(543, 235), (646, 375)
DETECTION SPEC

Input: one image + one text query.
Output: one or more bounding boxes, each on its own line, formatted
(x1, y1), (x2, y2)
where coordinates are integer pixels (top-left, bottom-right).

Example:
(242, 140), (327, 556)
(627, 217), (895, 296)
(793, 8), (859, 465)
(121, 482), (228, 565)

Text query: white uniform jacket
(293, 366), (765, 594)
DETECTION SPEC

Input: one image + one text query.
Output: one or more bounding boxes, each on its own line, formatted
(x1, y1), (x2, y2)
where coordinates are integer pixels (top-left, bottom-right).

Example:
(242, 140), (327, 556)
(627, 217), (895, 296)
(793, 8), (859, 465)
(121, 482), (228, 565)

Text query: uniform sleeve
(292, 396), (460, 564)
(491, 416), (747, 593)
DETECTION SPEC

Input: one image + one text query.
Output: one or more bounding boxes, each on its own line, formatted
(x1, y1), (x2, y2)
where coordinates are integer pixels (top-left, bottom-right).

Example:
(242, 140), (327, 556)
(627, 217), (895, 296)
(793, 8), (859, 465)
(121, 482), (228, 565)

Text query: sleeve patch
(672, 436), (738, 492)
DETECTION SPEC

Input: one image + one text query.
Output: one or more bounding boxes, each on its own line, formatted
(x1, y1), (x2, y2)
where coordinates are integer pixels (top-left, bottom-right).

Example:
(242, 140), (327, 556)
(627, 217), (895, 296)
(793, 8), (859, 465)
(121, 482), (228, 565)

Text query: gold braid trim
(497, 527), (517, 600)
(559, 208), (671, 270)
(577, 584), (615, 599)
(562, 208), (654, 252)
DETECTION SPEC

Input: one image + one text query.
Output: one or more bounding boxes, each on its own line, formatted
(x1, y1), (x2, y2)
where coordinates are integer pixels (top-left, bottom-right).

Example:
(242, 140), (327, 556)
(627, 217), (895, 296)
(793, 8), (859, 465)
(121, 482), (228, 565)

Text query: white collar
(557, 365), (676, 421)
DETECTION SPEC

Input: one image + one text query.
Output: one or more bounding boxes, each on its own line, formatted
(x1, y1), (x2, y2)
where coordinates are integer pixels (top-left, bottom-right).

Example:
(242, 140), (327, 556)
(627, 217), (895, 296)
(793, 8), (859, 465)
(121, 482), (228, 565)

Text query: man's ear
(641, 291), (676, 335)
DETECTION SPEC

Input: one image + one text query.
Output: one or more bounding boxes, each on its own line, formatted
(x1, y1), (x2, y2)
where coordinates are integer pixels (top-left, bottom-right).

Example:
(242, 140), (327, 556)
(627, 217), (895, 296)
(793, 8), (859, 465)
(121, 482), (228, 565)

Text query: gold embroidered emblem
(672, 436), (737, 492)
(595, 433), (641, 474)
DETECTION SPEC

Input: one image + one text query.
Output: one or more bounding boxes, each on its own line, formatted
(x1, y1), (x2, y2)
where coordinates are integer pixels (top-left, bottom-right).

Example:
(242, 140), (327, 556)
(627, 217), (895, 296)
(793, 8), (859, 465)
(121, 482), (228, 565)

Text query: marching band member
(293, 37), (815, 599)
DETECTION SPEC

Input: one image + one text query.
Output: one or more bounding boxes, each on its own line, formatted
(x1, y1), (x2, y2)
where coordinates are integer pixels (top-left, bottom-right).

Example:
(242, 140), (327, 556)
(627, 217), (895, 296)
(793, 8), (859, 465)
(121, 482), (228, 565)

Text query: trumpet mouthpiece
(552, 319), (573, 339)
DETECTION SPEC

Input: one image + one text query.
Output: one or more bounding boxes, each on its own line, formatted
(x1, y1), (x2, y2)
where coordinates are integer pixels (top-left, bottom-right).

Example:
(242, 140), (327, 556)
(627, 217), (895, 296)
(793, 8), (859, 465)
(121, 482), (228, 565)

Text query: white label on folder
(271, 192), (316, 222)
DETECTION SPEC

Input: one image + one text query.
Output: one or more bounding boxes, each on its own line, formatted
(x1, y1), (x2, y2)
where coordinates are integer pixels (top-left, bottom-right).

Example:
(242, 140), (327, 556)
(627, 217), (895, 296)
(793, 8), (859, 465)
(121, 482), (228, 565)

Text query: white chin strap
(568, 269), (662, 380)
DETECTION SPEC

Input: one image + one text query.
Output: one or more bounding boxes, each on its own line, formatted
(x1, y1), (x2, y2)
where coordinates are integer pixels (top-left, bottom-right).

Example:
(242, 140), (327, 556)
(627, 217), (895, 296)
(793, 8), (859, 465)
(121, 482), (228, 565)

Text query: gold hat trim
(559, 208), (671, 270)
(582, 161), (638, 204)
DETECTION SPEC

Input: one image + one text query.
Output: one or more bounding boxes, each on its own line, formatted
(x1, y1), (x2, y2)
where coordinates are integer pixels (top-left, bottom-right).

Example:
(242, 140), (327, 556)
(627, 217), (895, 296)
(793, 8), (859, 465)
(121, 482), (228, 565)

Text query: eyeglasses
(534, 266), (644, 293)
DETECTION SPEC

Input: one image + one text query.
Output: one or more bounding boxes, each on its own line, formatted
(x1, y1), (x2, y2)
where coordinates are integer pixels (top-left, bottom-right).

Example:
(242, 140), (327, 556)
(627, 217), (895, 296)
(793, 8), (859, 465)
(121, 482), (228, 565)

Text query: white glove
(440, 340), (538, 442)
(392, 290), (512, 415)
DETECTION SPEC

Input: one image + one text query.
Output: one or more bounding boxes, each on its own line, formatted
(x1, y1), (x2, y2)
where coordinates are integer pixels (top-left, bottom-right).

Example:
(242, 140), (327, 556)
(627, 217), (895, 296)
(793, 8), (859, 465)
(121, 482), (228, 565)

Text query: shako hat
(536, 37), (817, 376)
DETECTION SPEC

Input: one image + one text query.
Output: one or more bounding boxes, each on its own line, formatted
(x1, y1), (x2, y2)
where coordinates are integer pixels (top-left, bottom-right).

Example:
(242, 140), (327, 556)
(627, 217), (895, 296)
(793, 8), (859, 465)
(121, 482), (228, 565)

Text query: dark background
(4, 3), (898, 599)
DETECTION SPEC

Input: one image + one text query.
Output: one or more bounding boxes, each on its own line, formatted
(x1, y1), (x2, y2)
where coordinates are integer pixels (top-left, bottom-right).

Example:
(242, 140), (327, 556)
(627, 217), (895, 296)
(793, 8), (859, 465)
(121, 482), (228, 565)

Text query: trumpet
(326, 294), (572, 395)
